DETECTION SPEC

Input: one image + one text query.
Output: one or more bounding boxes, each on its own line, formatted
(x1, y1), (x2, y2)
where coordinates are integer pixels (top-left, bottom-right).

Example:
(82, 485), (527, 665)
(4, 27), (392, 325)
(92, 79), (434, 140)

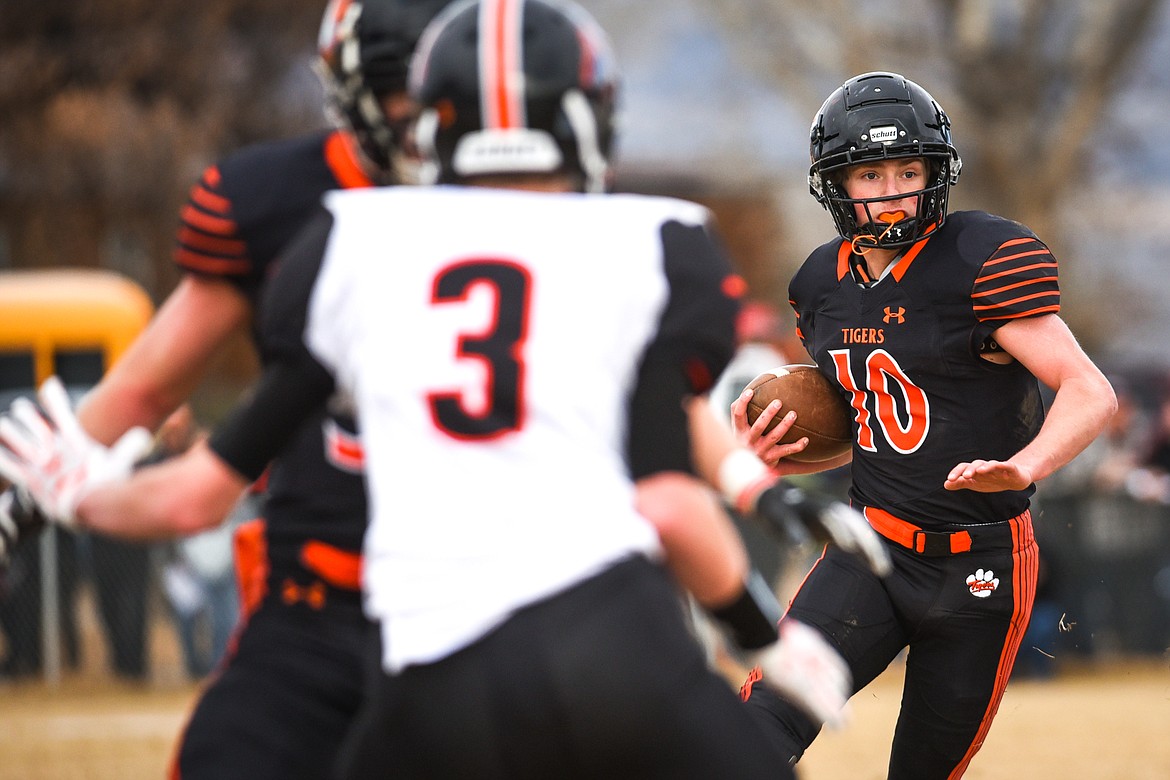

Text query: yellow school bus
(0, 268), (154, 392)
(0, 268), (154, 686)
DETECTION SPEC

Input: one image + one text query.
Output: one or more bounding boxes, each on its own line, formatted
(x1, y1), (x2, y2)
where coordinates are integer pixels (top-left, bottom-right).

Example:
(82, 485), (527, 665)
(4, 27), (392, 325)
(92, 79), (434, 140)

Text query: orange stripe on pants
(948, 510), (1037, 779)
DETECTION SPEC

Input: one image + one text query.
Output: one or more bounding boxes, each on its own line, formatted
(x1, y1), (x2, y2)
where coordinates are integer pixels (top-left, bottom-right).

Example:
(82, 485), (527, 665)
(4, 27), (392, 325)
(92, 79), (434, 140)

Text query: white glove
(754, 484), (892, 577)
(816, 501), (893, 577)
(0, 376), (152, 526)
(0, 489), (19, 563)
(749, 619), (852, 730)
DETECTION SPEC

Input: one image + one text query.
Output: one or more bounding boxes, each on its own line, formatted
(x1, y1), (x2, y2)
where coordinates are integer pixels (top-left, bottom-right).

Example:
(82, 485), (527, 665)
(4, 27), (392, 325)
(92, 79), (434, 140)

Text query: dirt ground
(799, 658), (1170, 780)
(1, 658), (1167, 779)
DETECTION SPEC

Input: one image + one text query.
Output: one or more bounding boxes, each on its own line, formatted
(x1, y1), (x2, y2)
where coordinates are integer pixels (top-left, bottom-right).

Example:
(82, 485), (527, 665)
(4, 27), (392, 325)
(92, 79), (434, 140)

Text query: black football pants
(173, 594), (368, 780)
(335, 555), (793, 780)
(745, 512), (1038, 779)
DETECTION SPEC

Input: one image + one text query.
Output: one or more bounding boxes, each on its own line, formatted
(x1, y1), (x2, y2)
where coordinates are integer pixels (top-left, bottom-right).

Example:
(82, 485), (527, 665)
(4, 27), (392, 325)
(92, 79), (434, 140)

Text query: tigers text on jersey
(790, 210), (1058, 526)
(295, 186), (736, 672)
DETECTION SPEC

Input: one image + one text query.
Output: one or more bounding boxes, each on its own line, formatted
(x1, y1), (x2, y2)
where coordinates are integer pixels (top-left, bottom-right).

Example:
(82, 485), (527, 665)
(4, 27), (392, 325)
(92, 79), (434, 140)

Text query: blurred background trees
(709, 0), (1163, 239)
(1, 0), (1168, 376)
(0, 0), (324, 292)
(598, 0), (1170, 360)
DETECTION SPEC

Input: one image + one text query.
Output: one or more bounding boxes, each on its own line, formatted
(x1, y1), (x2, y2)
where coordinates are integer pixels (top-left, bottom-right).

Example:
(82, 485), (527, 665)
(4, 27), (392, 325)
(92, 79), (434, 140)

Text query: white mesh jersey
(302, 185), (735, 672)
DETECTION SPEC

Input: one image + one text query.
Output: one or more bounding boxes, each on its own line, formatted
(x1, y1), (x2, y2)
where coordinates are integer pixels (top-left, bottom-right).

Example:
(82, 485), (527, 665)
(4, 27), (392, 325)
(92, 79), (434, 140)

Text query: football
(743, 364), (853, 463)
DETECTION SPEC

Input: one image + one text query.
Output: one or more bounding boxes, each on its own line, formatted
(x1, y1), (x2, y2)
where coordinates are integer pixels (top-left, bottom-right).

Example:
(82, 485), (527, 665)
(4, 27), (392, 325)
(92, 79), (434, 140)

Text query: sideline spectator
(1031, 378), (1150, 667)
(150, 406), (242, 679)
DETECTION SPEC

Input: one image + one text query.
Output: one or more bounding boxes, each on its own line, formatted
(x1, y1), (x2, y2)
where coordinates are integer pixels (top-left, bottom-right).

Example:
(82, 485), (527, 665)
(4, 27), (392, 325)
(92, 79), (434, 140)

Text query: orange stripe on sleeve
(174, 249), (253, 276)
(972, 234), (1059, 321)
(975, 304), (1060, 322)
(190, 183), (232, 216)
(974, 260), (1058, 286)
(176, 226), (248, 257)
(997, 237), (1036, 248)
(970, 275), (1059, 299)
(972, 289), (1060, 312)
(180, 204), (238, 236)
(979, 246), (1050, 270)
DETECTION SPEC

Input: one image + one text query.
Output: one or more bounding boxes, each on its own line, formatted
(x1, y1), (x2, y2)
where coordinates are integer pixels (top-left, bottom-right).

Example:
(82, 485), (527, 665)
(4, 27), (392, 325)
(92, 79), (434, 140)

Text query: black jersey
(174, 129), (375, 575)
(790, 210), (1059, 526)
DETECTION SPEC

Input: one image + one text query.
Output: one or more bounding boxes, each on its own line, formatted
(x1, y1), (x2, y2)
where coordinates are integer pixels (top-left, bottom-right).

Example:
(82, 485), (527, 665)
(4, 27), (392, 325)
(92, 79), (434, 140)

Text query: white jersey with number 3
(304, 185), (727, 672)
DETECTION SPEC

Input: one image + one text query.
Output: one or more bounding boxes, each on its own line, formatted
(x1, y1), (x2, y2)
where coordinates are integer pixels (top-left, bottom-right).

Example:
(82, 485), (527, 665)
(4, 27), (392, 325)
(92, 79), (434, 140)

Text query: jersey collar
(325, 130), (377, 190)
(836, 220), (940, 284)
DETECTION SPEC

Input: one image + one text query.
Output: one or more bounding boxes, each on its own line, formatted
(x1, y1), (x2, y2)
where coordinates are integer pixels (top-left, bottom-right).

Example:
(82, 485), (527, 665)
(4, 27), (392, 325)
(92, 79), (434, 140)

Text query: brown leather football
(744, 364), (853, 463)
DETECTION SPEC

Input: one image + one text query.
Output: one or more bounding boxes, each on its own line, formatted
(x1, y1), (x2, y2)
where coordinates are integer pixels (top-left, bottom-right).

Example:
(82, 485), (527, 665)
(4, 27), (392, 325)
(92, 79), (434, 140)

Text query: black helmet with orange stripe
(408, 0), (619, 193)
(809, 71), (963, 249)
(317, 0), (453, 176)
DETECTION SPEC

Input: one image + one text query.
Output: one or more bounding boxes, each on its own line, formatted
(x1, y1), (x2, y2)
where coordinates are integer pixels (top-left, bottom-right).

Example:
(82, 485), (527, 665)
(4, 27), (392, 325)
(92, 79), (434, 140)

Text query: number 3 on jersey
(428, 259), (531, 440)
(829, 348), (929, 454)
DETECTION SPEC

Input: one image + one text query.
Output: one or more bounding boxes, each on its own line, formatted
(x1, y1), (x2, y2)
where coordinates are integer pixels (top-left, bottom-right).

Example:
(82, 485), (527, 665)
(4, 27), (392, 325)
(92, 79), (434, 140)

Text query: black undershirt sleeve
(207, 204), (339, 482)
(626, 353), (694, 479)
(208, 352), (335, 482)
(625, 219), (739, 480)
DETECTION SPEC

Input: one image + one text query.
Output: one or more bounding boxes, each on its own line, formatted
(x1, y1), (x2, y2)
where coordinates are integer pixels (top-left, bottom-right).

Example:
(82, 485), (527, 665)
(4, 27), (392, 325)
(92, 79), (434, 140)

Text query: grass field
(1, 657), (1167, 779)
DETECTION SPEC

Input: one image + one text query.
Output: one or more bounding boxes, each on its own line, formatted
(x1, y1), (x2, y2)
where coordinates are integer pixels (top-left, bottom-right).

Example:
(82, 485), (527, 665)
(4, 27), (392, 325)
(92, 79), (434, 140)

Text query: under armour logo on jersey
(882, 306), (906, 324)
(966, 568), (999, 598)
(282, 578), (326, 610)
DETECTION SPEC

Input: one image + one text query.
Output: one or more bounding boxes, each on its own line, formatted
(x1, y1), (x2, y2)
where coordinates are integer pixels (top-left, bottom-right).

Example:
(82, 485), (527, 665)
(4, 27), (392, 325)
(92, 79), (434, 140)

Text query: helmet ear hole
(927, 159), (942, 184)
(825, 173), (847, 199)
(316, 0), (455, 179)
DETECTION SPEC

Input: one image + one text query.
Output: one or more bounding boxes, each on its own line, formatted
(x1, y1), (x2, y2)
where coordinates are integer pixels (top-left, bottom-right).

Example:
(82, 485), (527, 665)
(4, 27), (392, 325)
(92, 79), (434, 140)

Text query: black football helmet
(809, 71), (962, 249)
(317, 0), (453, 176)
(408, 0), (619, 193)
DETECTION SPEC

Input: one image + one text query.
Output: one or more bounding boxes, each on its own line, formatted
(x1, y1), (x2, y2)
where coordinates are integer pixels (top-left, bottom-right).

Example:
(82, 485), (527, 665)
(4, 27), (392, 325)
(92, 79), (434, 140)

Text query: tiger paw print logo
(966, 568), (999, 598)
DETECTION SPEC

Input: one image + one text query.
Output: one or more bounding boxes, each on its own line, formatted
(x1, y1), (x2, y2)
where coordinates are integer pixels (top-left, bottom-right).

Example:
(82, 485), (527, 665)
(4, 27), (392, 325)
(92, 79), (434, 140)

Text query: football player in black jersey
(733, 71), (1116, 778)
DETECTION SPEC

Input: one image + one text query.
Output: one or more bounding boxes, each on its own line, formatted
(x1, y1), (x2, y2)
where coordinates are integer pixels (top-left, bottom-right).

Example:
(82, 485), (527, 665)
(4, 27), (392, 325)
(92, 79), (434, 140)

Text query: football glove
(0, 376), (152, 527)
(0, 486), (45, 569)
(753, 483), (892, 576)
(711, 572), (850, 729)
(748, 619), (852, 729)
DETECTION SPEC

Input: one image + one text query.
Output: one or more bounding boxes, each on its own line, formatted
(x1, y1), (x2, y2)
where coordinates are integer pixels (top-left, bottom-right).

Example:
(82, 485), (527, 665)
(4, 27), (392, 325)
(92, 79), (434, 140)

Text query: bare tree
(683, 0), (1165, 351)
(1, 0), (1164, 352)
(0, 0), (325, 296)
(709, 0), (1164, 244)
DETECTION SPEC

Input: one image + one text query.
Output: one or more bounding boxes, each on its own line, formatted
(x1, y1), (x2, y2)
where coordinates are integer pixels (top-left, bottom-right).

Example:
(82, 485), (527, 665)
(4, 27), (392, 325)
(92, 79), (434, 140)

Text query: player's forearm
(635, 471), (749, 607)
(77, 371), (193, 445)
(77, 275), (253, 444)
(75, 443), (248, 539)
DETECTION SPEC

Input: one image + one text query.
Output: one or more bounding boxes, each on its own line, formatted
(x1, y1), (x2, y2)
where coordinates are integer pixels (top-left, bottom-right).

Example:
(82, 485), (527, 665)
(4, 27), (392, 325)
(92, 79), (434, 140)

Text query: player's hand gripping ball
(744, 365), (853, 463)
